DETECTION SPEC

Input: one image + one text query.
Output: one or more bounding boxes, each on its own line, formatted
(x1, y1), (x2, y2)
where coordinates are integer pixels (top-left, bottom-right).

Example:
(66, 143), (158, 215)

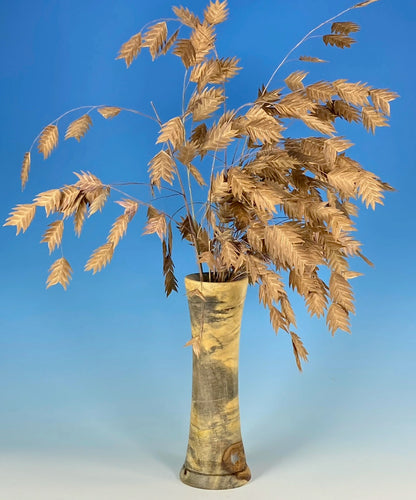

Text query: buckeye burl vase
(180, 273), (251, 490)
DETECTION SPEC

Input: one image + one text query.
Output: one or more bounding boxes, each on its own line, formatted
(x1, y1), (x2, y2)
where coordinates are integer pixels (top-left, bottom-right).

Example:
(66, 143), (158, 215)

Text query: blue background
(1, 0), (414, 498)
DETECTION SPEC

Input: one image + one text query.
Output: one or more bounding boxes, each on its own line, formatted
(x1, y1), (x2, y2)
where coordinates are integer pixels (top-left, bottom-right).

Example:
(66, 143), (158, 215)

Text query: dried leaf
(162, 240), (178, 296)
(142, 22), (168, 60)
(74, 199), (87, 237)
(85, 242), (114, 274)
(46, 257), (72, 290)
(353, 0), (379, 8)
(3, 203), (36, 235)
(184, 336), (201, 357)
(333, 80), (371, 106)
(116, 32), (142, 67)
(202, 119), (238, 151)
(73, 171), (103, 193)
(161, 28), (180, 55)
(326, 302), (350, 335)
(323, 34), (356, 49)
(361, 105), (389, 134)
(331, 22), (360, 35)
(173, 39), (196, 68)
(20, 152), (31, 190)
(33, 189), (62, 217)
(41, 220), (64, 253)
(369, 89), (399, 116)
(284, 70), (308, 91)
(143, 206), (167, 241)
(59, 186), (83, 218)
(188, 164), (206, 186)
(156, 116), (185, 150)
(97, 106), (122, 119)
(115, 198), (139, 220)
(204, 0), (228, 25)
(244, 107), (284, 143)
(299, 55), (328, 63)
(172, 6), (200, 28)
(148, 149), (176, 189)
(107, 213), (129, 247)
(290, 331), (309, 371)
(187, 87), (225, 121)
(190, 22), (216, 62)
(88, 187), (111, 216)
(190, 57), (241, 91)
(65, 114), (92, 142)
(38, 125), (58, 159)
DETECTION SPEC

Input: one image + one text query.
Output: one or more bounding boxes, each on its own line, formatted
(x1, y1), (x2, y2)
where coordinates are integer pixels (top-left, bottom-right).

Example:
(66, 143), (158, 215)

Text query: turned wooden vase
(180, 273), (251, 490)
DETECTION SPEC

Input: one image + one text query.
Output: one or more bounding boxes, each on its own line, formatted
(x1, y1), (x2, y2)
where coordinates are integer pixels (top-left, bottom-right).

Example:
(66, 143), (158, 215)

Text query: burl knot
(222, 441), (252, 481)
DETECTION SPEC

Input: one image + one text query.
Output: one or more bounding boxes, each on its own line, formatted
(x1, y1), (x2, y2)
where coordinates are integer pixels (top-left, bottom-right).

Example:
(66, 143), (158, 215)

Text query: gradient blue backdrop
(1, 1), (415, 498)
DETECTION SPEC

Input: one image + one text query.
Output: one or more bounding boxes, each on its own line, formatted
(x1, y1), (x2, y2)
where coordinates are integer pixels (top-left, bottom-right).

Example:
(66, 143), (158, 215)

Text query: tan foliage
(361, 105), (388, 134)
(116, 32), (142, 67)
(326, 302), (350, 334)
(74, 171), (103, 193)
(323, 34), (356, 49)
(115, 198), (139, 220)
(38, 125), (58, 159)
(330, 99), (360, 123)
(85, 242), (114, 274)
(172, 5), (200, 28)
(285, 70), (308, 91)
(369, 89), (399, 116)
(65, 114), (92, 142)
(4, 203), (36, 234)
(148, 149), (176, 188)
(306, 81), (334, 102)
(8, 0), (396, 371)
(97, 106), (121, 119)
(74, 199), (88, 236)
(162, 238), (178, 296)
(188, 163), (206, 186)
(290, 332), (309, 371)
(173, 39), (196, 68)
(331, 22), (360, 35)
(190, 57), (241, 91)
(204, 0), (228, 25)
(59, 185), (83, 218)
(88, 187), (111, 216)
(161, 28), (180, 55)
(187, 87), (225, 121)
(353, 0), (379, 8)
(156, 116), (185, 150)
(244, 107), (284, 144)
(299, 55), (328, 63)
(202, 120), (237, 151)
(41, 220), (64, 253)
(46, 257), (72, 290)
(107, 213), (129, 247)
(20, 152), (31, 190)
(143, 22), (168, 60)
(143, 206), (167, 240)
(177, 142), (198, 165)
(333, 80), (371, 106)
(33, 189), (62, 217)
(190, 22), (216, 62)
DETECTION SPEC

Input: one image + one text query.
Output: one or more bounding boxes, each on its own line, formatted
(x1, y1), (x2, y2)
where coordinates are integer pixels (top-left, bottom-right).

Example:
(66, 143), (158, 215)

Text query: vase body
(180, 273), (251, 490)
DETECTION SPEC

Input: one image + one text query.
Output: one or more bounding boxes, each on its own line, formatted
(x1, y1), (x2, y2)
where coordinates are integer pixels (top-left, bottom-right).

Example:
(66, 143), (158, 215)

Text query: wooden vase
(180, 273), (251, 490)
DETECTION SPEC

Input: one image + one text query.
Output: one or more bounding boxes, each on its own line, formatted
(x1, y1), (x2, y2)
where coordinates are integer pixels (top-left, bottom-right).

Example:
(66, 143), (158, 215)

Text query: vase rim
(185, 272), (248, 284)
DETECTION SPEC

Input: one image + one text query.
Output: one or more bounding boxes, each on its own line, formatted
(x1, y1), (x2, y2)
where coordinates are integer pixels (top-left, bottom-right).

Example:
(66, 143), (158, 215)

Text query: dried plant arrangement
(5, 0), (397, 373)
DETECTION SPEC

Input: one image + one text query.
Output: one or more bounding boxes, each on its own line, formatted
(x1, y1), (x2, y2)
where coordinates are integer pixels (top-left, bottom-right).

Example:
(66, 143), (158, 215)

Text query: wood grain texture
(180, 273), (251, 490)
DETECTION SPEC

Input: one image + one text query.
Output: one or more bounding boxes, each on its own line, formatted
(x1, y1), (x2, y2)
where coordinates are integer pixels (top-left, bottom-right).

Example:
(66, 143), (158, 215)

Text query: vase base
(179, 464), (251, 490)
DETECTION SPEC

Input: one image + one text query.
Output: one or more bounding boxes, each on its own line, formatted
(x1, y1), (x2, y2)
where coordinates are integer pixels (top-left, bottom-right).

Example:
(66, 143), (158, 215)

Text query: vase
(179, 273), (251, 490)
